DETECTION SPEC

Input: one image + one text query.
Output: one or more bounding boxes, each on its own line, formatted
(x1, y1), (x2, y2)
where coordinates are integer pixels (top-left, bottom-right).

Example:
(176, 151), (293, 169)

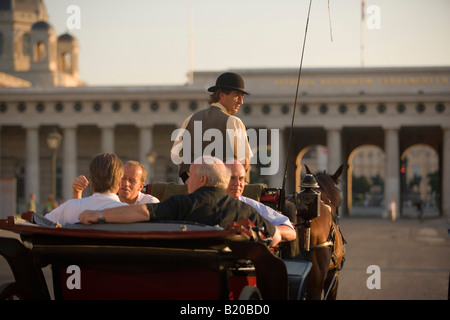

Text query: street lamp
(47, 130), (62, 199)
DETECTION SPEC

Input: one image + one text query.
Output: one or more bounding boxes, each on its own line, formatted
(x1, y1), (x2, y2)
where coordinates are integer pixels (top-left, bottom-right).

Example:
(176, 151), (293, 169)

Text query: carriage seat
(143, 182), (267, 202)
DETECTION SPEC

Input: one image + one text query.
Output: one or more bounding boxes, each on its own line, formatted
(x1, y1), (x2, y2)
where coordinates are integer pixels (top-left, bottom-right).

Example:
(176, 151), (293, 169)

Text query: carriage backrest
(143, 182), (267, 202)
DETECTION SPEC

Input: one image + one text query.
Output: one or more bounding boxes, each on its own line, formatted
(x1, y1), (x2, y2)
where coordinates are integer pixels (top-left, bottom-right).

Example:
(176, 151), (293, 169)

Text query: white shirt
(239, 195), (294, 229)
(45, 193), (127, 226)
(136, 191), (160, 204)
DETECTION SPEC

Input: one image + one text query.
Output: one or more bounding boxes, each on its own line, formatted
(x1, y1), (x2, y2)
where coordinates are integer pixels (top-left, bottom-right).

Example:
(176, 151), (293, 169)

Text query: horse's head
(305, 164), (343, 217)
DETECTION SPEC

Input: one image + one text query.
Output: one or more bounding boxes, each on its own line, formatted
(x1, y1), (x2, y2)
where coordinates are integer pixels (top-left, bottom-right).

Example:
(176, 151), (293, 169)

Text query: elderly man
(226, 160), (296, 242)
(171, 72), (253, 183)
(72, 160), (159, 204)
(78, 156), (281, 247)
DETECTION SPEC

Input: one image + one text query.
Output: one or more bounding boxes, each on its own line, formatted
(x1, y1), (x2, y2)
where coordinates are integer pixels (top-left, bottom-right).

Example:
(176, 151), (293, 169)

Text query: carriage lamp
(297, 174), (321, 221)
(297, 174), (321, 252)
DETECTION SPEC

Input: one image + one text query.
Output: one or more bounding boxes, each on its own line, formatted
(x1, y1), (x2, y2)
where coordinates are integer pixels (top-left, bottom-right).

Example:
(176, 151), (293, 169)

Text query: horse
(282, 164), (346, 300)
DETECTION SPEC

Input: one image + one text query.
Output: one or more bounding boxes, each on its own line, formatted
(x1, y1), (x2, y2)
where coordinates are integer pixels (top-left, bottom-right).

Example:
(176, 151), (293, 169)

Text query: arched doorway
(347, 145), (385, 216)
(400, 144), (440, 218)
(34, 41), (47, 62)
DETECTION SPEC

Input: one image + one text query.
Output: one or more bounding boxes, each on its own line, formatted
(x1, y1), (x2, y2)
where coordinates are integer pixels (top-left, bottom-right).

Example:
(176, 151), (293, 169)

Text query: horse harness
(297, 212), (346, 272)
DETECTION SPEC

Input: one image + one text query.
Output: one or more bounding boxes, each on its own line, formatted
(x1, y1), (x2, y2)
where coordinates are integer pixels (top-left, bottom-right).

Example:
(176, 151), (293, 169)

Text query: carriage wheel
(0, 282), (25, 300)
(238, 285), (262, 300)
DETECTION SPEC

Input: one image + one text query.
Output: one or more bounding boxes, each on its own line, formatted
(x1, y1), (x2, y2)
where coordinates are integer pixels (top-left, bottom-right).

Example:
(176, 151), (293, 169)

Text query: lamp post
(47, 131), (62, 200)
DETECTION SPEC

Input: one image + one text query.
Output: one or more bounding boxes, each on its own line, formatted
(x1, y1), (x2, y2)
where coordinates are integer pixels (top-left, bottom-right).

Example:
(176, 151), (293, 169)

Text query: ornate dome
(31, 21), (53, 31)
(58, 33), (77, 43)
(0, 0), (48, 21)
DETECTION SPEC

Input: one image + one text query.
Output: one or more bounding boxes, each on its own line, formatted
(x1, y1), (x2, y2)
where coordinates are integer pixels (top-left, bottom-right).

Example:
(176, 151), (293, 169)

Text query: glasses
(230, 176), (246, 183)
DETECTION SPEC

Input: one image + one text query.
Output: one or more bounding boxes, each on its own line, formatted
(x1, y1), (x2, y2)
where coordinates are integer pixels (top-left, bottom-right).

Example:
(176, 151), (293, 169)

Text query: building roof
(0, 72), (32, 87)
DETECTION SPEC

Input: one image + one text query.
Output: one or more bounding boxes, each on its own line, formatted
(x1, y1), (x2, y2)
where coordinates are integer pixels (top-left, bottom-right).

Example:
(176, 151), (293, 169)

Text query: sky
(44, 0), (450, 86)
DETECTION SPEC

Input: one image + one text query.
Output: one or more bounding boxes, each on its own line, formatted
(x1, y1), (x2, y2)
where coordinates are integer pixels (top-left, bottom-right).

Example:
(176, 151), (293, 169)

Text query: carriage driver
(171, 72), (253, 183)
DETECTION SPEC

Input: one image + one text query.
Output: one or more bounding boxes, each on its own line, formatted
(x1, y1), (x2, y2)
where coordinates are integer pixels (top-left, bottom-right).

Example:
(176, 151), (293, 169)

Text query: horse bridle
(296, 206), (346, 300)
(296, 214), (333, 252)
(296, 201), (345, 271)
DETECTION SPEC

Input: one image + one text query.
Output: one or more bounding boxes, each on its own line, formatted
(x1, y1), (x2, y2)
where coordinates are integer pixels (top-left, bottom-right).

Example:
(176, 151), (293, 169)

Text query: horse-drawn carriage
(0, 167), (344, 300)
(0, 213), (310, 300)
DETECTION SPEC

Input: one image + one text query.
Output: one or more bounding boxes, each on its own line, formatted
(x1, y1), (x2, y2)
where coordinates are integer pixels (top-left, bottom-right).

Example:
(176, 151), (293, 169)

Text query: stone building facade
(0, 1), (449, 218)
(1, 67), (449, 217)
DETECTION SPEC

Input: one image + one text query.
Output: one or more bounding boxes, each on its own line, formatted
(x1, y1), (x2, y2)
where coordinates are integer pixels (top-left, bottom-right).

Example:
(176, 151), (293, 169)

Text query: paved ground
(1, 215), (449, 300)
(336, 215), (450, 300)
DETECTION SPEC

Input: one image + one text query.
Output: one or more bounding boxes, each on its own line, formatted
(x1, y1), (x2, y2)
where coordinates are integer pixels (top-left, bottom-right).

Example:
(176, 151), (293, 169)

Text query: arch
(400, 144), (440, 217)
(295, 144), (328, 193)
(347, 145), (385, 216)
(59, 52), (72, 72)
(33, 41), (46, 62)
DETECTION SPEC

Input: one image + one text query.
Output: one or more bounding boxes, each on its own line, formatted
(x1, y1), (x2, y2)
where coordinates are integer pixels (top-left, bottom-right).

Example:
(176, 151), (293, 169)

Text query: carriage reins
(277, 0), (341, 262)
(274, 0), (344, 299)
(279, 0), (313, 213)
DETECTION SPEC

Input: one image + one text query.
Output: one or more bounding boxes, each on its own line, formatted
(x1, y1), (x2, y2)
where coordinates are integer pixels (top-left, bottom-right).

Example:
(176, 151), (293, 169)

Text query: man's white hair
(193, 156), (231, 189)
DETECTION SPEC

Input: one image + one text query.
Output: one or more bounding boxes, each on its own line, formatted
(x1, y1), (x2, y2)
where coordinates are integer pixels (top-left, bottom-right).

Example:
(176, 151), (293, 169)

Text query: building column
(100, 125), (115, 153)
(138, 126), (154, 183)
(25, 126), (40, 205)
(62, 126), (77, 201)
(326, 127), (342, 172)
(268, 127), (285, 189)
(326, 127), (346, 214)
(442, 126), (450, 218)
(384, 126), (400, 216)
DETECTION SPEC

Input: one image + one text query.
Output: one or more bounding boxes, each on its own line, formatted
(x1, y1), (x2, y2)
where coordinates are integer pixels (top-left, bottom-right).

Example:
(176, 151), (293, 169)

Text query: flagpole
(188, 8), (194, 84)
(360, 0), (365, 67)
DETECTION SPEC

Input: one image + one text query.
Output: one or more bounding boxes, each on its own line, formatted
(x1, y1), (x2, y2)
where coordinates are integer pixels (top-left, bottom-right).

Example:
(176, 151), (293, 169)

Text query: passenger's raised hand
(72, 175), (89, 199)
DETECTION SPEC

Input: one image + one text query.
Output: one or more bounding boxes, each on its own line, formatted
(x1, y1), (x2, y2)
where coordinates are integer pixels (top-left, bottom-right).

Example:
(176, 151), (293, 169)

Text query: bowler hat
(207, 72), (250, 95)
